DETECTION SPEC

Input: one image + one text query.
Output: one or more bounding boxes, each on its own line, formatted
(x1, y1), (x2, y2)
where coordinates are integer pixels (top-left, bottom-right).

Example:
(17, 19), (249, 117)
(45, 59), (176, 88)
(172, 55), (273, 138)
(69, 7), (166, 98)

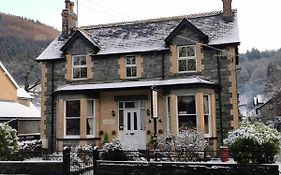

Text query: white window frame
(177, 45), (196, 73)
(165, 96), (172, 134)
(72, 54), (87, 80)
(64, 100), (80, 138)
(87, 99), (95, 137)
(203, 95), (212, 137)
(176, 95), (198, 132)
(125, 55), (137, 78)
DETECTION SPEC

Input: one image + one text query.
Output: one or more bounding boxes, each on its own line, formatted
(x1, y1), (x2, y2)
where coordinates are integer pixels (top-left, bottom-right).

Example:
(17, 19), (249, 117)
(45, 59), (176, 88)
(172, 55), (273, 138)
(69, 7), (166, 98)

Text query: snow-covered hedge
(157, 129), (208, 161)
(0, 123), (19, 160)
(100, 138), (138, 161)
(224, 121), (281, 164)
(19, 139), (43, 159)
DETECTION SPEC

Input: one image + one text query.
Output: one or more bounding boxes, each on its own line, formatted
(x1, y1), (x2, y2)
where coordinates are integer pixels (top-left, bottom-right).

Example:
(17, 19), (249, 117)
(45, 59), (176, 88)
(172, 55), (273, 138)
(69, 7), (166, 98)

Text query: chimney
(61, 0), (77, 38)
(222, 0), (233, 22)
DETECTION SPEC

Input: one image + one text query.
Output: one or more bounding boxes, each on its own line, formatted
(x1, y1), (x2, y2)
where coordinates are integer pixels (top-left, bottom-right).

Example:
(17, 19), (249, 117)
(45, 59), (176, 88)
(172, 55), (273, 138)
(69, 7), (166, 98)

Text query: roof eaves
(0, 62), (20, 89)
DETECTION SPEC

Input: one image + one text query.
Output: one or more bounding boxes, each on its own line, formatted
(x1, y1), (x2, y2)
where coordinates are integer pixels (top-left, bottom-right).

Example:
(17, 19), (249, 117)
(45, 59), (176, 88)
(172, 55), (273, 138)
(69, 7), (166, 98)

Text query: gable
(61, 29), (100, 54)
(165, 18), (208, 45)
(0, 62), (19, 101)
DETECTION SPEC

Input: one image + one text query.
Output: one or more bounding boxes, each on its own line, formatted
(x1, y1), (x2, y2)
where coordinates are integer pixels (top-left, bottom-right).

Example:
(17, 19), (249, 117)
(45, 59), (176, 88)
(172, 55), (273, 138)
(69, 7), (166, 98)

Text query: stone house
(36, 0), (240, 151)
(0, 61), (40, 139)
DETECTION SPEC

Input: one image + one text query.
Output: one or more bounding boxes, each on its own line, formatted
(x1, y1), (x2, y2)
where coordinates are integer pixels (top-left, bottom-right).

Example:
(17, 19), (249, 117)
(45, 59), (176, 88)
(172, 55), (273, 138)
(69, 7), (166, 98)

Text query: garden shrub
(100, 138), (135, 161)
(157, 129), (208, 161)
(0, 123), (19, 160)
(224, 121), (281, 164)
(71, 144), (95, 171)
(19, 139), (43, 158)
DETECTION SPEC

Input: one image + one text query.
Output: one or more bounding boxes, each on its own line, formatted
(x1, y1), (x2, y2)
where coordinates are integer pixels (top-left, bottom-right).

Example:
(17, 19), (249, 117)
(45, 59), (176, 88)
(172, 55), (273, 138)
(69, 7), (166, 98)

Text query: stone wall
(0, 161), (63, 175)
(96, 161), (279, 175)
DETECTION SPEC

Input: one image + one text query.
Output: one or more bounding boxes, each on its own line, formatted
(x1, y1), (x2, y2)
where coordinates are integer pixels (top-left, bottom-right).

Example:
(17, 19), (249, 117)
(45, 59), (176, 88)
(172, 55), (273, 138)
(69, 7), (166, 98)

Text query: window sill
(57, 137), (101, 141)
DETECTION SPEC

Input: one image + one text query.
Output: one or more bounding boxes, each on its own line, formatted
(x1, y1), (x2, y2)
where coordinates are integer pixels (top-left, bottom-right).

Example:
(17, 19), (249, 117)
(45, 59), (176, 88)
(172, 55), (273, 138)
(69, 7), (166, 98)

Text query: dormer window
(72, 55), (87, 80)
(178, 45), (196, 72)
(126, 55), (137, 78)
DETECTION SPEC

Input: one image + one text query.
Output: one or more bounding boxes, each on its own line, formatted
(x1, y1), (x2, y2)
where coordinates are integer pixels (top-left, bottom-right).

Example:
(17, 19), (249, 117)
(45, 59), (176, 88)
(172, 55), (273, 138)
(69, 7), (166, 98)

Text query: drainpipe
(50, 61), (55, 153)
(150, 85), (157, 150)
(216, 53), (224, 146)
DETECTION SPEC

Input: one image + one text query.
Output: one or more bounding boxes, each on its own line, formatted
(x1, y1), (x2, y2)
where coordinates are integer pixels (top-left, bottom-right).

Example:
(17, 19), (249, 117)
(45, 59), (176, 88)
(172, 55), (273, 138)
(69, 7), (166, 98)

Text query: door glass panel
(134, 112), (137, 130)
(125, 102), (135, 108)
(127, 112), (131, 130)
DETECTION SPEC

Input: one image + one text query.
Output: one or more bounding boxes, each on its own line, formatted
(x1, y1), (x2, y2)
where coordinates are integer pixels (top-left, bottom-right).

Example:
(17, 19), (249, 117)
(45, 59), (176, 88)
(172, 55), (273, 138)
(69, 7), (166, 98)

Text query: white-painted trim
(72, 54), (87, 80)
(64, 99), (81, 137)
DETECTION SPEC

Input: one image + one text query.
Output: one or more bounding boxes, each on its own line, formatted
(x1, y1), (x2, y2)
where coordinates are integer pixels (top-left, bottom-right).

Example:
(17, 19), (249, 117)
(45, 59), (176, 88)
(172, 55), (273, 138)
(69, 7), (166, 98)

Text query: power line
(81, 0), (136, 20)
(79, 3), (123, 21)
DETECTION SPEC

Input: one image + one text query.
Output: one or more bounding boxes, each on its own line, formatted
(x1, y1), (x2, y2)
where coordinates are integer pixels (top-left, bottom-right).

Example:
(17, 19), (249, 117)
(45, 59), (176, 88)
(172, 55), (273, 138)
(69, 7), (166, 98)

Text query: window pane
(186, 46), (195, 56)
(134, 112), (137, 130)
(73, 68), (80, 79)
(66, 118), (80, 135)
(179, 47), (187, 57)
(187, 59), (196, 71)
(87, 118), (94, 135)
(177, 96), (196, 114)
(203, 96), (209, 114)
(131, 67), (136, 77)
(125, 102), (135, 108)
(126, 56), (136, 64)
(204, 115), (209, 134)
(66, 101), (80, 117)
(126, 67), (132, 77)
(119, 102), (124, 109)
(119, 110), (124, 130)
(80, 67), (87, 78)
(179, 115), (196, 131)
(178, 60), (187, 72)
(80, 56), (87, 65)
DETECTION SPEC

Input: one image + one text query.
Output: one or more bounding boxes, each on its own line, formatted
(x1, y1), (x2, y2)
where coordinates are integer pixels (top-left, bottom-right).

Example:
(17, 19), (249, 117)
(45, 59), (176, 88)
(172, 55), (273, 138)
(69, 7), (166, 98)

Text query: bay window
(65, 100), (80, 136)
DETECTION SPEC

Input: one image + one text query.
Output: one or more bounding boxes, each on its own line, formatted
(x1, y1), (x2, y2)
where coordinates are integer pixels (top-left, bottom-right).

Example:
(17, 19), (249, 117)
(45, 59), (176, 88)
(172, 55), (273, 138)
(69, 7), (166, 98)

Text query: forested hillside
(0, 12), (59, 90)
(238, 48), (281, 110)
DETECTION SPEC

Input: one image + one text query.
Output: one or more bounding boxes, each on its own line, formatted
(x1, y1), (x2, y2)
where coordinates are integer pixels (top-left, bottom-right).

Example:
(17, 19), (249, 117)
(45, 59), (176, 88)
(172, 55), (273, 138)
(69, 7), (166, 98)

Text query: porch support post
(151, 85), (158, 150)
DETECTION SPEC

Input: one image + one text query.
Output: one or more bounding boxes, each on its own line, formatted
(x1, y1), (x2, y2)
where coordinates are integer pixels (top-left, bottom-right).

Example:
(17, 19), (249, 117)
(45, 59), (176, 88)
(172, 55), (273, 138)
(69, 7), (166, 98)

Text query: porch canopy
(55, 77), (217, 93)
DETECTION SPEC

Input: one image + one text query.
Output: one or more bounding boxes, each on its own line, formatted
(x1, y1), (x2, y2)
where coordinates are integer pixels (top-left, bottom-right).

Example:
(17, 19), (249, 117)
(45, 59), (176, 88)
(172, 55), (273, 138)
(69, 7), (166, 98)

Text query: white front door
(120, 109), (146, 150)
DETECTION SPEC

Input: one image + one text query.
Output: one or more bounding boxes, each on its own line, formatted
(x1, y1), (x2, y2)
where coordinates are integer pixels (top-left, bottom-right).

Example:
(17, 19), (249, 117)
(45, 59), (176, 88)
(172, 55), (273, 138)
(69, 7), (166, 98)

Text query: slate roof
(55, 76), (216, 92)
(36, 10), (239, 61)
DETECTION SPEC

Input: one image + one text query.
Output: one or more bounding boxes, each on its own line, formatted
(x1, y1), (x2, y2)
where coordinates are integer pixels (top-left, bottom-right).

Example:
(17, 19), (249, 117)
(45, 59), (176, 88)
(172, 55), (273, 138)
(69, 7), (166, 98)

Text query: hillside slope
(0, 12), (59, 86)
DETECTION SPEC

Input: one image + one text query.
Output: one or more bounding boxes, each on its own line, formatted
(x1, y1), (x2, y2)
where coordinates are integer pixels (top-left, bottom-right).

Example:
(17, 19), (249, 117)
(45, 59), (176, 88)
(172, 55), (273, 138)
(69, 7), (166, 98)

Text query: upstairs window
(178, 46), (196, 72)
(73, 55), (87, 80)
(126, 55), (137, 78)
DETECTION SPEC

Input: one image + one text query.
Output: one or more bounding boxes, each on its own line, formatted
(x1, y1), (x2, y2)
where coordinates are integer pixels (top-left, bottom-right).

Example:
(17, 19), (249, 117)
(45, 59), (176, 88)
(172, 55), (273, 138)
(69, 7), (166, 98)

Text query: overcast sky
(0, 0), (281, 53)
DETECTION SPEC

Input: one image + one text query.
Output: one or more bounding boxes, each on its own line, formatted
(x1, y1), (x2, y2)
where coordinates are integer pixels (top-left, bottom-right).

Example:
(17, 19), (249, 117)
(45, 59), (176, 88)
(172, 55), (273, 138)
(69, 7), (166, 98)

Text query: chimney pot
(222, 0), (233, 22)
(62, 0), (77, 38)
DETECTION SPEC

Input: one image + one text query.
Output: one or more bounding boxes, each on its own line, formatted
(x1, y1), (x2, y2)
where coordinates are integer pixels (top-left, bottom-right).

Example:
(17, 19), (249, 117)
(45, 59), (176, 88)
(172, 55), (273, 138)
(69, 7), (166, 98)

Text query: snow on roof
(56, 77), (216, 92)
(36, 10), (239, 61)
(36, 37), (65, 61)
(0, 62), (20, 89)
(17, 88), (33, 99)
(0, 101), (40, 118)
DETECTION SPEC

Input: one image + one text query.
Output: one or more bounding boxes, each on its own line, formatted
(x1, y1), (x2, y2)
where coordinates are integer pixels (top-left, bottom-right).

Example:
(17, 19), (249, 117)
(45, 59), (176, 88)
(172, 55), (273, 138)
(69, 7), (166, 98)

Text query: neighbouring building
(0, 62), (40, 140)
(36, 0), (240, 151)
